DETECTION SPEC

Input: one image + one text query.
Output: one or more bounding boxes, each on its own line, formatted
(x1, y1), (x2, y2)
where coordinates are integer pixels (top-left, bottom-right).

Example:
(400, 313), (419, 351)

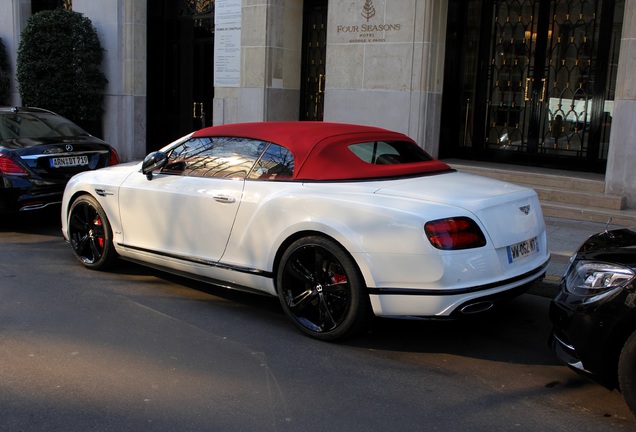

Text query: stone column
(324, 0), (447, 156)
(605, 0), (636, 207)
(0, 0), (30, 105)
(215, 0), (303, 124)
(74, 0), (147, 162)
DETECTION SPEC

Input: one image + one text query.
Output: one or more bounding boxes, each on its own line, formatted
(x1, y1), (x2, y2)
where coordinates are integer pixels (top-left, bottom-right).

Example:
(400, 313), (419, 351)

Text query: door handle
(193, 102), (204, 119)
(525, 78), (546, 102)
(213, 195), (236, 204)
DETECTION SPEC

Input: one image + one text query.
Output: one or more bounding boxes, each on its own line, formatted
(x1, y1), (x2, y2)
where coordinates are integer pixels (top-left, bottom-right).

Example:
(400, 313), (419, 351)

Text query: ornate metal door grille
(442, 0), (624, 172)
(485, 0), (623, 161)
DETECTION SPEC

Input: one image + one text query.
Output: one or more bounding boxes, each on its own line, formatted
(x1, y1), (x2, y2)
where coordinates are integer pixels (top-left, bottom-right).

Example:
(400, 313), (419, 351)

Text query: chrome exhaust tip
(459, 301), (494, 314)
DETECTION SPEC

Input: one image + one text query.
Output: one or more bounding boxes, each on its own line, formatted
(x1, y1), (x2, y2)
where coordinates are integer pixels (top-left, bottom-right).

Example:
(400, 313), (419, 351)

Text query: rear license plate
(507, 236), (539, 263)
(51, 156), (89, 168)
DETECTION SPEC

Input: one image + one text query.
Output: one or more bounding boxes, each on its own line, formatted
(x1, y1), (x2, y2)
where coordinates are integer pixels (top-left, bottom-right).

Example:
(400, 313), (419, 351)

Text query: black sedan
(550, 227), (636, 416)
(0, 107), (119, 214)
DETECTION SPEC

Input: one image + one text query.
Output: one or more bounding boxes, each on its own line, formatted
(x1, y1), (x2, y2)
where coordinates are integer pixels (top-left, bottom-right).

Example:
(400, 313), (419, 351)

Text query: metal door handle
(525, 78), (546, 102)
(193, 102), (204, 119)
(213, 195), (236, 204)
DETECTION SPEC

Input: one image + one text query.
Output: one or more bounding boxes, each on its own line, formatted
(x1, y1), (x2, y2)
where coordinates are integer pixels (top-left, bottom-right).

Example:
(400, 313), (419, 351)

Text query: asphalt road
(1, 209), (635, 432)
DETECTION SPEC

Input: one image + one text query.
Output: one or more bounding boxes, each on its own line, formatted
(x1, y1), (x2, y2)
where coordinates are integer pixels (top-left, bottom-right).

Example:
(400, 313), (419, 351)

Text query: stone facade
(324, 0), (447, 157)
(214, 0), (304, 124)
(0, 0), (147, 161)
(75, 0), (147, 162)
(1, 0), (29, 105)
(1, 0), (635, 206)
(213, 0), (447, 157)
(606, 0), (636, 207)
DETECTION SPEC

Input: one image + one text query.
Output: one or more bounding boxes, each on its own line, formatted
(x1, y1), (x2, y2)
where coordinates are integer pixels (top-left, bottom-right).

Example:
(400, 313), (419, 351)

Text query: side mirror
(141, 151), (168, 180)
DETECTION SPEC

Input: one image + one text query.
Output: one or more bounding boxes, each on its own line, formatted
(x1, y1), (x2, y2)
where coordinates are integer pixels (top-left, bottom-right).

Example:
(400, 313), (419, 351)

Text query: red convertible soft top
(192, 122), (451, 181)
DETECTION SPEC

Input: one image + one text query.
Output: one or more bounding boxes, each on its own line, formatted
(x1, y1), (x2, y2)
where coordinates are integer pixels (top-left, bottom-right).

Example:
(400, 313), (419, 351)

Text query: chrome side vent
(95, 189), (113, 197)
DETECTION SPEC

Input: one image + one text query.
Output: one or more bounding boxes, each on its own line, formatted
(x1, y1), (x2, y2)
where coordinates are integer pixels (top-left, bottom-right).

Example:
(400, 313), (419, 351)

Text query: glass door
(441, 0), (624, 172)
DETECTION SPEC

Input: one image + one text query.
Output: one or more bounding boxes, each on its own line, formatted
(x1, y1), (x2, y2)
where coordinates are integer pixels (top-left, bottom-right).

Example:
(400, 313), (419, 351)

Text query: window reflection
(162, 136), (294, 180)
(249, 143), (294, 180)
(164, 137), (259, 179)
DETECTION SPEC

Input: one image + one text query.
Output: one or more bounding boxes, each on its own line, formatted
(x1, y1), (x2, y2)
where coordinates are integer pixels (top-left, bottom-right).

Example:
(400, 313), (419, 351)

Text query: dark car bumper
(549, 289), (634, 390)
(0, 176), (65, 213)
(549, 329), (597, 379)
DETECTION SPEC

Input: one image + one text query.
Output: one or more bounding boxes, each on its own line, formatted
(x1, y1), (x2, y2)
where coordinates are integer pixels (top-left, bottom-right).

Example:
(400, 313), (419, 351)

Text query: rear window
(348, 140), (433, 165)
(0, 112), (87, 140)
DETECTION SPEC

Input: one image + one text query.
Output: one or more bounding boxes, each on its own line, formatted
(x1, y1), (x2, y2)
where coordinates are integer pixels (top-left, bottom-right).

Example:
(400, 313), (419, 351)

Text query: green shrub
(0, 38), (10, 105)
(16, 9), (107, 122)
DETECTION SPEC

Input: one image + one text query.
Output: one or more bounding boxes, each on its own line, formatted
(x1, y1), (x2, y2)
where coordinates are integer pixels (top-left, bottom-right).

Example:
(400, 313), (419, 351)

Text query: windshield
(0, 112), (88, 140)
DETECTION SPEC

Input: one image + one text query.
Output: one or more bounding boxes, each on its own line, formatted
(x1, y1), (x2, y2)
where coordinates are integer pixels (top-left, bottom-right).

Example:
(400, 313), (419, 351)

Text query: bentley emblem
(519, 205), (531, 215)
(65, 144), (74, 152)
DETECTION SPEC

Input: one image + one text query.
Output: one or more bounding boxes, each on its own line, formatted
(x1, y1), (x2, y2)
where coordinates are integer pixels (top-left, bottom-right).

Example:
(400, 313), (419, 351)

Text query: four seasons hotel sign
(334, 0), (404, 43)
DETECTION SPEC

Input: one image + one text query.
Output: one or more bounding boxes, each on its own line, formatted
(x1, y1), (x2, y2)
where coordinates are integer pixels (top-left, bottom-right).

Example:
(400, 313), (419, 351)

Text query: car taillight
(108, 148), (120, 166)
(0, 154), (28, 176)
(425, 217), (487, 250)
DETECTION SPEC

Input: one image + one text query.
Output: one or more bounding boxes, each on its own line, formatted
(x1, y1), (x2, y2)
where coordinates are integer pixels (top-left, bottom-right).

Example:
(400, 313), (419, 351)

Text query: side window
(248, 143), (294, 180)
(348, 140), (432, 165)
(162, 137), (265, 179)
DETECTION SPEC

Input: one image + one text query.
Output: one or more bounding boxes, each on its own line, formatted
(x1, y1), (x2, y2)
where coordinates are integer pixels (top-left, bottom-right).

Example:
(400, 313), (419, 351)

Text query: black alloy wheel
(68, 194), (116, 270)
(277, 236), (371, 341)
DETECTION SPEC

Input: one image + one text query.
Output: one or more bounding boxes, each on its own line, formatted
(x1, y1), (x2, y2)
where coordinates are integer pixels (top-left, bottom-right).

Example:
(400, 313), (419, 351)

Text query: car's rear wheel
(619, 330), (636, 416)
(68, 194), (117, 270)
(277, 236), (372, 341)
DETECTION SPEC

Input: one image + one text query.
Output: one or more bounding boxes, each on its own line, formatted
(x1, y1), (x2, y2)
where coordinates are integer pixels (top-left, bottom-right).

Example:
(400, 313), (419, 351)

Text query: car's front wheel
(619, 329), (636, 416)
(277, 236), (372, 341)
(68, 194), (117, 270)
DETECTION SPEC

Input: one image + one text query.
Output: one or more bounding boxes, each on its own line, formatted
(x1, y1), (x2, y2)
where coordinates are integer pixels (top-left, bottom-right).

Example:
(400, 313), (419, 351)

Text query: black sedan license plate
(51, 156), (89, 168)
(507, 236), (539, 263)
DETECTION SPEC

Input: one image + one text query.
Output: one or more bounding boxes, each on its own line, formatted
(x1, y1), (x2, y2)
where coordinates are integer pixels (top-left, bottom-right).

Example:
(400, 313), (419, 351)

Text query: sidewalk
(528, 216), (623, 297)
(544, 216), (622, 281)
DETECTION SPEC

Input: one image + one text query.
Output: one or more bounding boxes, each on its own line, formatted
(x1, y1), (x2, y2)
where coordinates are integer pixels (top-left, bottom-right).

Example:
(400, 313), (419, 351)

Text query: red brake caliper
(93, 216), (104, 248)
(333, 274), (347, 284)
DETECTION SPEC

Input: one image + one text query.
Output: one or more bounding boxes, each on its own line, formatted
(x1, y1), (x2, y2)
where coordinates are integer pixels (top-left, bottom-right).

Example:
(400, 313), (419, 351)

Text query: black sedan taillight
(0, 154), (28, 176)
(425, 217), (487, 250)
(108, 148), (121, 166)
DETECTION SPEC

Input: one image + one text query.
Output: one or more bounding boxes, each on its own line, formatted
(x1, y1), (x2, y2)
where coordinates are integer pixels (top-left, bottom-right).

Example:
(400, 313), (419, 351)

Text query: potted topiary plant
(0, 38), (10, 106)
(16, 8), (107, 136)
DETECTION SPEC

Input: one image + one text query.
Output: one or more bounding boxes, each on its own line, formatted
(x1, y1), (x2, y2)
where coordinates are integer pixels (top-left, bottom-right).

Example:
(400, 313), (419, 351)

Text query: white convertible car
(61, 122), (550, 340)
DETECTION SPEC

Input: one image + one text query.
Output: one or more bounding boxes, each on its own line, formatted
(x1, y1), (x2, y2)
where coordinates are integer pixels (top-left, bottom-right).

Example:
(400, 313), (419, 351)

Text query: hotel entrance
(147, 0), (215, 150)
(300, 0), (328, 121)
(441, 0), (625, 173)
